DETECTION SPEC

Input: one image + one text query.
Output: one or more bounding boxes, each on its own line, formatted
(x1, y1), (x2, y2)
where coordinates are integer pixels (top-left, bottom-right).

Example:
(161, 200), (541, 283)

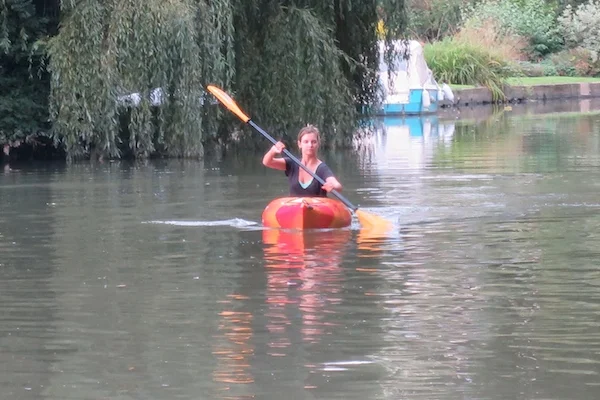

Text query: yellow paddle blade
(206, 85), (250, 123)
(355, 209), (393, 232)
(356, 226), (388, 255)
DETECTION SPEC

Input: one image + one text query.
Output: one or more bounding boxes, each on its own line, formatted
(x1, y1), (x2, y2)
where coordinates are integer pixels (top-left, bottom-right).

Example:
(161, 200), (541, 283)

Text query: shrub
(545, 51), (577, 76)
(424, 38), (512, 100)
(523, 60), (561, 77)
(558, 1), (600, 64)
(405, 0), (468, 41)
(546, 48), (600, 76)
(514, 61), (543, 77)
(538, 60), (560, 76)
(515, 48), (599, 77)
(456, 18), (528, 62)
(462, 0), (563, 60)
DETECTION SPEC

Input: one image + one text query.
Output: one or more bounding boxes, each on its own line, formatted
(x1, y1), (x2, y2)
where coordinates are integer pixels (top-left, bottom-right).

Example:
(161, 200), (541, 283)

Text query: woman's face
(298, 133), (319, 156)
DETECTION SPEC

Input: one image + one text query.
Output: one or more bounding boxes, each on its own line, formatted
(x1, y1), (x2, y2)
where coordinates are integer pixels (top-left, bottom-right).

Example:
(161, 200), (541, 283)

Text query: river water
(2, 101), (600, 399)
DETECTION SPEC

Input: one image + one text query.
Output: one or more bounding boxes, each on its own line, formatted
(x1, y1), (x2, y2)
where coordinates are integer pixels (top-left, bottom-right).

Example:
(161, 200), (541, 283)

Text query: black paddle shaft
(249, 120), (358, 212)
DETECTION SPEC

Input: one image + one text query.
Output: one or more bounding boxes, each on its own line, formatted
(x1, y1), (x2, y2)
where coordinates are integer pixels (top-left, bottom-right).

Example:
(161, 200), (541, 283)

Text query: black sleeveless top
(284, 156), (334, 197)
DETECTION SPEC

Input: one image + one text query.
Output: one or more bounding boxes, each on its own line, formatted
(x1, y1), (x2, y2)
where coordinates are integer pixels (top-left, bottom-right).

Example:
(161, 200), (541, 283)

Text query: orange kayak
(262, 197), (352, 229)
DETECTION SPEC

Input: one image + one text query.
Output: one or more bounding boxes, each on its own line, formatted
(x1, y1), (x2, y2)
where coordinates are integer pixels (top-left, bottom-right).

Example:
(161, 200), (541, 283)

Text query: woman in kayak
(262, 124), (343, 197)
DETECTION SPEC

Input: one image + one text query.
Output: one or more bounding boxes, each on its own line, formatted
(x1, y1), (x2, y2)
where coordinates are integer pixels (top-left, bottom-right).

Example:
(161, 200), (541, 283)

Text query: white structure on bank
(377, 40), (453, 115)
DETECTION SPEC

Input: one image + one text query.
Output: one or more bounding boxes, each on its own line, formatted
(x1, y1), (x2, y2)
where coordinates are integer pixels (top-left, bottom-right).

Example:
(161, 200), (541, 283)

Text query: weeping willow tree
(47, 0), (234, 159)
(46, 0), (406, 159)
(231, 0), (407, 149)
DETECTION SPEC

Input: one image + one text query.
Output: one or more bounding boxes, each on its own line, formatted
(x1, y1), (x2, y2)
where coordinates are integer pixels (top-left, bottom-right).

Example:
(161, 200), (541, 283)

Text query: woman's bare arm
(322, 176), (342, 192)
(262, 142), (287, 171)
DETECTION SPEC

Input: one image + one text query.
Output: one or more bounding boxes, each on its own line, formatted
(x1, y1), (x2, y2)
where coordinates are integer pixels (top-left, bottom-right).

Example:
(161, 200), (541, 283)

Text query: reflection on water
(210, 228), (360, 399)
(262, 229), (351, 349)
(356, 114), (455, 172)
(3, 102), (600, 399)
(212, 295), (254, 388)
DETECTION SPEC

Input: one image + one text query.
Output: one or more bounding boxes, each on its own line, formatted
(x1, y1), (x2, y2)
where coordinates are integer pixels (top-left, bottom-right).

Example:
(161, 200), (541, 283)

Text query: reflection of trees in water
(31, 160), (252, 399)
(0, 166), (63, 399)
(359, 218), (550, 398)
(364, 223), (488, 399)
(348, 111), (600, 397)
(369, 207), (600, 399)
(435, 112), (600, 173)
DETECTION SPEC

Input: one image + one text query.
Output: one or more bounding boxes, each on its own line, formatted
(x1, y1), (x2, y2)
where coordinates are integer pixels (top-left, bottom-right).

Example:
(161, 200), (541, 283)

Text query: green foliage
(514, 48), (600, 77)
(6, 0), (407, 159)
(0, 72), (49, 143)
(46, 0), (233, 160)
(558, 1), (600, 64)
(544, 53), (577, 76)
(547, 48), (600, 76)
(462, 0), (563, 60)
(514, 60), (557, 76)
(555, 0), (592, 11)
(537, 60), (561, 76)
(0, 0), (56, 149)
(424, 38), (512, 100)
(232, 6), (354, 148)
(405, 0), (467, 41)
(231, 1), (407, 149)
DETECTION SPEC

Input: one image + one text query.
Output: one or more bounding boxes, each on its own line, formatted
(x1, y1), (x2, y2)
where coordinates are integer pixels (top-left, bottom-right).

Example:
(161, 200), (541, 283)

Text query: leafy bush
(513, 47), (599, 77)
(514, 61), (546, 77)
(456, 18), (527, 62)
(558, 1), (600, 64)
(545, 52), (578, 76)
(424, 38), (512, 100)
(546, 48), (600, 76)
(462, 0), (563, 60)
(405, 0), (467, 41)
(538, 60), (560, 76)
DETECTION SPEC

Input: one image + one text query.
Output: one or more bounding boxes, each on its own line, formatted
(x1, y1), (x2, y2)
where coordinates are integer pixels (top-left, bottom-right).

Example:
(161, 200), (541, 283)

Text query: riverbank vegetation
(1, 0), (407, 162)
(3, 0), (600, 162)
(414, 0), (600, 93)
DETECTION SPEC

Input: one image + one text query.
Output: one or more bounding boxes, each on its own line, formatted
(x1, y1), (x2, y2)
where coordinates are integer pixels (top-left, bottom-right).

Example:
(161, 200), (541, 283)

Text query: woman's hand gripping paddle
(206, 85), (392, 231)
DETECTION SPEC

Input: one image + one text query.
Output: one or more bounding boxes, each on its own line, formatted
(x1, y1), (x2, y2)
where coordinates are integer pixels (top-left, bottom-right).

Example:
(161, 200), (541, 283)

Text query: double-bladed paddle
(206, 85), (392, 231)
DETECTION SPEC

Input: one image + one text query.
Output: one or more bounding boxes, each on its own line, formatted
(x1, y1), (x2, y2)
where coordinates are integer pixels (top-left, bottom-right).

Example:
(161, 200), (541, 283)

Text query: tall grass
(461, 0), (563, 60)
(456, 19), (527, 62)
(424, 37), (514, 100)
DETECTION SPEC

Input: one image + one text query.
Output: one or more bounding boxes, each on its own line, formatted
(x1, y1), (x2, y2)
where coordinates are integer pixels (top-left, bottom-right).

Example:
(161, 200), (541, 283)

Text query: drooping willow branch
(47, 0), (234, 159)
(46, 0), (406, 159)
